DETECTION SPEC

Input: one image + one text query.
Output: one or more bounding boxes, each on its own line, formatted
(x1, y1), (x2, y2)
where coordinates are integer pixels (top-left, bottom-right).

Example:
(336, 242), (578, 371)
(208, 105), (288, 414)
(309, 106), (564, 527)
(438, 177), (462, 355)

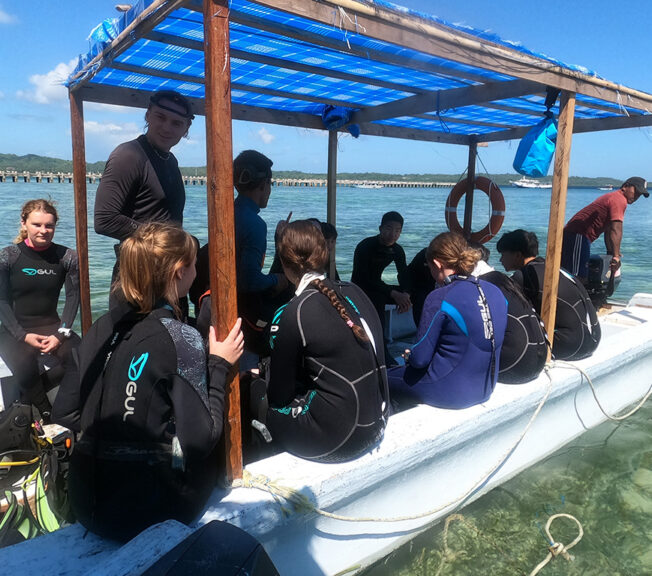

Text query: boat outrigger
(2, 1), (652, 574)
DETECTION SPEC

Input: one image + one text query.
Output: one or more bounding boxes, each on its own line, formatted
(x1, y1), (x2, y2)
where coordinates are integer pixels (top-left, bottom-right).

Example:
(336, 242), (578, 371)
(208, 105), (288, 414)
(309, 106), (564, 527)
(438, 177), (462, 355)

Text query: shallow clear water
(362, 401), (652, 576)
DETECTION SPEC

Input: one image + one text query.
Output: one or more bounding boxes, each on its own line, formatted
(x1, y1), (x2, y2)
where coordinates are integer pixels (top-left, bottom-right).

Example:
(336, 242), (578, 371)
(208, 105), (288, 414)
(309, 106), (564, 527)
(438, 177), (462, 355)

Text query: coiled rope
(528, 513), (584, 575)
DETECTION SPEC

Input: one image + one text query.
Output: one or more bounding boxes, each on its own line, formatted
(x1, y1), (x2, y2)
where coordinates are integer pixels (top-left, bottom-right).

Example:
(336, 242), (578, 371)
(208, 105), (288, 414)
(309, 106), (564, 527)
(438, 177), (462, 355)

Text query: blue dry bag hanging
(513, 111), (558, 177)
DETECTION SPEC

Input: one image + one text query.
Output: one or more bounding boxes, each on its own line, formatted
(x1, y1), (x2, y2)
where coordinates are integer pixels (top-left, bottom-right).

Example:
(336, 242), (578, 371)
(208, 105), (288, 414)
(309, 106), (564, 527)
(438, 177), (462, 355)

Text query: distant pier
(0, 171), (454, 188)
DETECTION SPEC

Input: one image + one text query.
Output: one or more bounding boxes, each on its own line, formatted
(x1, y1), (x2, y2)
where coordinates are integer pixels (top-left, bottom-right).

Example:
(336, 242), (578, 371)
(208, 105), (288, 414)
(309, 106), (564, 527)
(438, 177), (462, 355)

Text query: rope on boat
(548, 360), (652, 421)
(528, 513), (584, 575)
(233, 373), (553, 524)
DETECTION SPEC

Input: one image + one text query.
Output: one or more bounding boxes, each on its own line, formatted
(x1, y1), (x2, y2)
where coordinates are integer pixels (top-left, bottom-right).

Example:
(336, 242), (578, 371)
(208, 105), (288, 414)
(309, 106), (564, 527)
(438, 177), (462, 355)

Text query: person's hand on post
(609, 255), (621, 274)
(40, 335), (62, 354)
(24, 333), (47, 351)
(209, 318), (244, 366)
(391, 290), (412, 314)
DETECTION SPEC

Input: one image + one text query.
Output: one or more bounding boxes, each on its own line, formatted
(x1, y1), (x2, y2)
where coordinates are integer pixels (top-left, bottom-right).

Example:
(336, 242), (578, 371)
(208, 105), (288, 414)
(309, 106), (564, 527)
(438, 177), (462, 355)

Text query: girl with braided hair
(256, 220), (389, 462)
(389, 232), (507, 409)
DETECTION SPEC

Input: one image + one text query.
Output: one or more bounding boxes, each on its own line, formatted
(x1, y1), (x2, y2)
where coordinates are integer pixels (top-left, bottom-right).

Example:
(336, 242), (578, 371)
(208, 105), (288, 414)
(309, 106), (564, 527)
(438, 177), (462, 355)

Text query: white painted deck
(1, 296), (651, 575)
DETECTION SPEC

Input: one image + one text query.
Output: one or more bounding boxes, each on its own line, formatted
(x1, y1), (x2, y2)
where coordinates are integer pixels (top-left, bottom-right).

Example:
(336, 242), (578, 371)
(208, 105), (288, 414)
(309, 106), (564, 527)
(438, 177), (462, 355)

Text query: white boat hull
(2, 296), (652, 575)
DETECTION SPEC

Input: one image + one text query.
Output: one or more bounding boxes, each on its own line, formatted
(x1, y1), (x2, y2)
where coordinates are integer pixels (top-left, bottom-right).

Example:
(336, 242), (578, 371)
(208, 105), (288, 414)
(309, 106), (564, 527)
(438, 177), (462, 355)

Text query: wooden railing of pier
(0, 171), (454, 188)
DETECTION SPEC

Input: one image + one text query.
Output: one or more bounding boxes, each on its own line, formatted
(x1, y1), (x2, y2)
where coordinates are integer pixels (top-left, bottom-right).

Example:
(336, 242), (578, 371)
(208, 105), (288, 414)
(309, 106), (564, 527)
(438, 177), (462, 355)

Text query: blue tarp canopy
(68, 0), (652, 144)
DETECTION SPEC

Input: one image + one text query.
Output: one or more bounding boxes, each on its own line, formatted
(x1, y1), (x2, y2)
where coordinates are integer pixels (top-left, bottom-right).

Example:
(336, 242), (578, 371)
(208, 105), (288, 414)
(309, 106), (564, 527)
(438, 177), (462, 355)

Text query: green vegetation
(0, 153), (623, 187)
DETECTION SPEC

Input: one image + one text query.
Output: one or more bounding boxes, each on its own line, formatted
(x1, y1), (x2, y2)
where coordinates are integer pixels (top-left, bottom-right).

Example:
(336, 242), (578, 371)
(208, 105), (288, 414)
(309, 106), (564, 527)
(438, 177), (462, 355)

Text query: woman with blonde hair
(251, 220), (389, 462)
(389, 232), (507, 409)
(0, 199), (80, 421)
(53, 222), (243, 540)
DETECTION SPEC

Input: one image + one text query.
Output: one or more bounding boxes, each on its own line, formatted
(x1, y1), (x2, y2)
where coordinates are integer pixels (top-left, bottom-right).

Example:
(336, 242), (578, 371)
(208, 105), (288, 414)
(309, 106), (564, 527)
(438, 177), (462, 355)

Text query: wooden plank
(327, 131), (337, 279)
(68, 91), (92, 334)
(203, 0), (243, 482)
(540, 91), (576, 355)
(351, 79), (543, 124)
(248, 0), (652, 112)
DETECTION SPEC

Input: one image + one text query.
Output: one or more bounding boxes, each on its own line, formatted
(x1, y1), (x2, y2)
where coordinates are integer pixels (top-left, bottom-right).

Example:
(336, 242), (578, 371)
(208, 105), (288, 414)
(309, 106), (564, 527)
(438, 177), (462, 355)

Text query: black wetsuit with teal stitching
(53, 303), (230, 541)
(265, 279), (389, 462)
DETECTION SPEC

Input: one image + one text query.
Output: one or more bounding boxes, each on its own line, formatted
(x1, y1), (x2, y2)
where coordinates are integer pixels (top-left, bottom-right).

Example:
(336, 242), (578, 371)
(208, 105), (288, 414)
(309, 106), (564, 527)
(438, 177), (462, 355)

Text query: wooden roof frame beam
(351, 79), (544, 124)
(248, 0), (652, 113)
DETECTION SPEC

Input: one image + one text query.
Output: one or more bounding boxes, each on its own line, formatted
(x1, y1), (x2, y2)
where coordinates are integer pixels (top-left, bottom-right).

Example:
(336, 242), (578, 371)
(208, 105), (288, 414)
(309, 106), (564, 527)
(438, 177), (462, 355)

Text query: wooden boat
(2, 1), (652, 574)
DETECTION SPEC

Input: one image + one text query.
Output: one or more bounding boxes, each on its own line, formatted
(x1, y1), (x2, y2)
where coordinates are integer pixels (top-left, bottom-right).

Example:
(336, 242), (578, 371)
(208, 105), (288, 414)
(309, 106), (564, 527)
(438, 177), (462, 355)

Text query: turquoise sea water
(1, 181), (650, 573)
(2, 182), (650, 321)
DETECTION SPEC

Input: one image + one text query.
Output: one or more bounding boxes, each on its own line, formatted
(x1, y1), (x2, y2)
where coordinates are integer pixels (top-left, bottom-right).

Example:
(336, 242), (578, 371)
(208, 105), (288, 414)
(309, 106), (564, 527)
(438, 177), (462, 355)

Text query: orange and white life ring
(445, 176), (505, 244)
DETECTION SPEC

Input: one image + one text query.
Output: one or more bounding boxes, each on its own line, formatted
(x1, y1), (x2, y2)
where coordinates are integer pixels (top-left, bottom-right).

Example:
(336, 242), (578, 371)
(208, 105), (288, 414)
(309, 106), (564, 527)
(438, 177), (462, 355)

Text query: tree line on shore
(0, 152), (622, 188)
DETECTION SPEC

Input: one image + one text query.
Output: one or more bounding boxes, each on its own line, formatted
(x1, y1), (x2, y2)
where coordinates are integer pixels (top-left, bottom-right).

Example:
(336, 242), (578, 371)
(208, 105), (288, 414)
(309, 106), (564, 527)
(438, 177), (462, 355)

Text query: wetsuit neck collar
(24, 238), (52, 252)
(296, 271), (326, 296)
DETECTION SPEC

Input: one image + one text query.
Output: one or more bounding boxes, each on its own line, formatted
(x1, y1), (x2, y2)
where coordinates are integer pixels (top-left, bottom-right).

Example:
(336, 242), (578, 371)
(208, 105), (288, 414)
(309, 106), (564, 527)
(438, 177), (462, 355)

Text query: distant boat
(598, 185), (614, 191)
(510, 176), (552, 189)
(354, 182), (383, 189)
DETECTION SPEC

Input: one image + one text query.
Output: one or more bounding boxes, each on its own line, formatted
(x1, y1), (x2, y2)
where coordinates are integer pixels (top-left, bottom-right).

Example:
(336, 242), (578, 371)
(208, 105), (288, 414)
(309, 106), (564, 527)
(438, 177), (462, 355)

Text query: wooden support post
(541, 91), (576, 357)
(69, 91), (92, 334)
(327, 130), (338, 279)
(203, 0), (242, 482)
(463, 139), (477, 237)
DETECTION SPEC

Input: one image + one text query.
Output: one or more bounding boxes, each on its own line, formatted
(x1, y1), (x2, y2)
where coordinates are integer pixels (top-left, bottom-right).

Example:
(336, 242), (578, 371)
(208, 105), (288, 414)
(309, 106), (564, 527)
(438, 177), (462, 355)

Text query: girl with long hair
(53, 222), (243, 540)
(0, 199), (80, 420)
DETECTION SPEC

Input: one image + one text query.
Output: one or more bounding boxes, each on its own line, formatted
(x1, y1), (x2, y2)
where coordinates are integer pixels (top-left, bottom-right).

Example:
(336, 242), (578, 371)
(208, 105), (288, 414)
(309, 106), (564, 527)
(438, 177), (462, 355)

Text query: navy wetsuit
(389, 276), (507, 409)
(0, 241), (80, 414)
(263, 279), (389, 462)
(53, 303), (230, 541)
(512, 257), (600, 360)
(480, 271), (547, 384)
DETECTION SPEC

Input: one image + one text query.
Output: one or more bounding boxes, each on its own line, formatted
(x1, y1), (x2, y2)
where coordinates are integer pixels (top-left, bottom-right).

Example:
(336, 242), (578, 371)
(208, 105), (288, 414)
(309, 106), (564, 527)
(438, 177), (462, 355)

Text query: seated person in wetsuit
(388, 232), (507, 410)
(351, 211), (412, 364)
(251, 220), (389, 463)
(320, 221), (341, 280)
(406, 247), (436, 326)
(0, 199), (80, 421)
(497, 229), (600, 361)
(53, 222), (244, 541)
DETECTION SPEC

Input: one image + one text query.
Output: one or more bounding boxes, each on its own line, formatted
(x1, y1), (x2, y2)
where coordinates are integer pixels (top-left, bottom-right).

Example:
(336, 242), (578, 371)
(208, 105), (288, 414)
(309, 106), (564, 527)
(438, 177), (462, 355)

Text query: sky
(0, 0), (651, 179)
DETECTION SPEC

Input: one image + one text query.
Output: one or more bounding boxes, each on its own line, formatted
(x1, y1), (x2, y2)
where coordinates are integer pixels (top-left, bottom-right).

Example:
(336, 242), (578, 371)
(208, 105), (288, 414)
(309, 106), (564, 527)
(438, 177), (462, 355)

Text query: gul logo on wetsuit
(21, 268), (56, 276)
(123, 353), (149, 422)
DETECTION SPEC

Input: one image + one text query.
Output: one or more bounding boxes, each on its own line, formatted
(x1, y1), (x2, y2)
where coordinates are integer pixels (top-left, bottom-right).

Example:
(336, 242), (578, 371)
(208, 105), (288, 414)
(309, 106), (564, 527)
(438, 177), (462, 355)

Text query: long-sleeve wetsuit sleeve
(352, 238), (393, 297)
(94, 146), (144, 241)
(168, 353), (230, 460)
(0, 246), (26, 341)
(395, 244), (411, 293)
(267, 306), (304, 407)
(59, 248), (80, 333)
(408, 289), (446, 369)
(237, 217), (277, 293)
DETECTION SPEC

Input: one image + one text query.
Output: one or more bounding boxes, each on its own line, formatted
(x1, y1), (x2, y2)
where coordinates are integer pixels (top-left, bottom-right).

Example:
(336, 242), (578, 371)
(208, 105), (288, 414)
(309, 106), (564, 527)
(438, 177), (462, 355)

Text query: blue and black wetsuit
(0, 241), (79, 415)
(512, 257), (600, 360)
(53, 303), (230, 541)
(389, 275), (507, 409)
(480, 271), (547, 384)
(262, 279), (389, 462)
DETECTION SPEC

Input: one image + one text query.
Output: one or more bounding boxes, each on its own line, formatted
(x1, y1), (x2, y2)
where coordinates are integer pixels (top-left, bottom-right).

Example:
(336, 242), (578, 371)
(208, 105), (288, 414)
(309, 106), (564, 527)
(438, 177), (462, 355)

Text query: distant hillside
(0, 153), (623, 187)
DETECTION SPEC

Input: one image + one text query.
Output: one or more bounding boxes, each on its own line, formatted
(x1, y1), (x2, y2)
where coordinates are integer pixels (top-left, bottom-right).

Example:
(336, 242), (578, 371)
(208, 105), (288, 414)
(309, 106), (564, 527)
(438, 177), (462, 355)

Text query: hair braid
(311, 279), (369, 343)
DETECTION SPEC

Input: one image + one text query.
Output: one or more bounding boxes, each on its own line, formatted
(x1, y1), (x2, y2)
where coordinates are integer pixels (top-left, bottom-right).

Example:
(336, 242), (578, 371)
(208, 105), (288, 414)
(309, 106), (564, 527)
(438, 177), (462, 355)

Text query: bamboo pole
(541, 91), (576, 357)
(69, 91), (92, 334)
(203, 0), (242, 482)
(463, 139), (477, 237)
(327, 130), (338, 279)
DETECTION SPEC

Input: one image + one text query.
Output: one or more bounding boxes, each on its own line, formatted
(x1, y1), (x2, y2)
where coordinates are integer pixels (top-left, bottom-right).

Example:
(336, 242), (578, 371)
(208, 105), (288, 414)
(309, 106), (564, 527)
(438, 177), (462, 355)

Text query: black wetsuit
(263, 279), (389, 462)
(52, 303), (230, 541)
(0, 242), (80, 414)
(512, 257), (600, 361)
(406, 248), (436, 325)
(480, 271), (547, 383)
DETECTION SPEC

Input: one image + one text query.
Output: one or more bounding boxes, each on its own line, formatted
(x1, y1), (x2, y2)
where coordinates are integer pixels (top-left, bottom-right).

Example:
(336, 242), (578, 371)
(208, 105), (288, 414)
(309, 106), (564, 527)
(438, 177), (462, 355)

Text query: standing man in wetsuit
(561, 177), (648, 282)
(94, 90), (194, 290)
(351, 211), (412, 365)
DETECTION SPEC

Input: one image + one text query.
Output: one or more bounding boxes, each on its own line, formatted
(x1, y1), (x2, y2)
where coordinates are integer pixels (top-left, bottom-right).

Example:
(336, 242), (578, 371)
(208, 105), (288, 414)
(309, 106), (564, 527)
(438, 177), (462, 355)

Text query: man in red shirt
(561, 177), (648, 282)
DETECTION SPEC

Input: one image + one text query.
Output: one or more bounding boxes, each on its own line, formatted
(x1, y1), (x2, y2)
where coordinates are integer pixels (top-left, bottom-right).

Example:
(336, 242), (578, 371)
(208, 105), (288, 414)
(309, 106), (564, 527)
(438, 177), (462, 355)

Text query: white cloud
(16, 59), (78, 104)
(257, 127), (275, 144)
(0, 7), (16, 24)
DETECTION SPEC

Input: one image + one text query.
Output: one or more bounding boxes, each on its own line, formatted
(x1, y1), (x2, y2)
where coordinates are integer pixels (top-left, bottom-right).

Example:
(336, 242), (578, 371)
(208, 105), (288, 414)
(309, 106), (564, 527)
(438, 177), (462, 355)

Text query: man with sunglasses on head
(94, 90), (194, 292)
